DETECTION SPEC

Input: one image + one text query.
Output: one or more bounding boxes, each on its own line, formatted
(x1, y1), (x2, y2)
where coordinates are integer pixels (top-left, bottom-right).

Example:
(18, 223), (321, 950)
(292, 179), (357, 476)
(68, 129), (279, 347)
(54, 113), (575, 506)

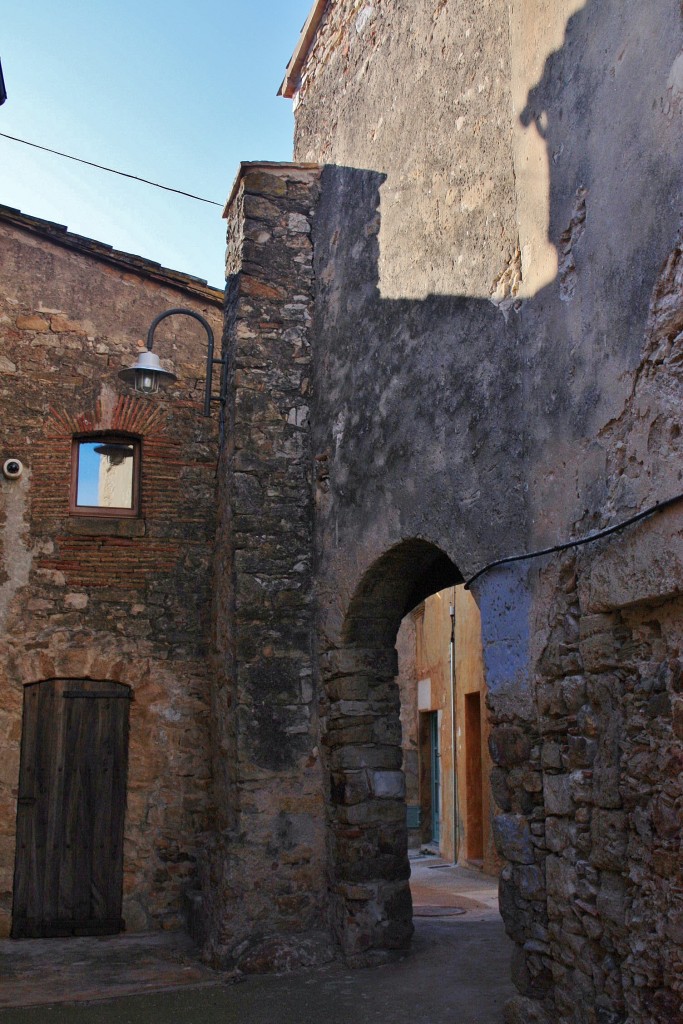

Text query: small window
(70, 435), (140, 517)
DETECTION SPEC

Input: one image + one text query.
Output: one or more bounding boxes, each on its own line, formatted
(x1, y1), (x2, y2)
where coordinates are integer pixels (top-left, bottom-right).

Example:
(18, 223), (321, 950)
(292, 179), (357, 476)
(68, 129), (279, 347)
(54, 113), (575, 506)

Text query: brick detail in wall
(0, 237), (222, 938)
(30, 399), (211, 591)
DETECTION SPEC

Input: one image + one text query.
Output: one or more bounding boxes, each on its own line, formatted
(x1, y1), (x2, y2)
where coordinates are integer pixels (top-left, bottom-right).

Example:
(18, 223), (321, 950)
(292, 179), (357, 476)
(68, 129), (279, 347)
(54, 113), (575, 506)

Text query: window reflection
(75, 441), (136, 510)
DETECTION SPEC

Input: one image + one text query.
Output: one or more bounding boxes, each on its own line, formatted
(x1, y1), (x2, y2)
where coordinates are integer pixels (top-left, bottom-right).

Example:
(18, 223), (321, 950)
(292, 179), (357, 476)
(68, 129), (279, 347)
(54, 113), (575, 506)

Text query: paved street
(0, 859), (514, 1023)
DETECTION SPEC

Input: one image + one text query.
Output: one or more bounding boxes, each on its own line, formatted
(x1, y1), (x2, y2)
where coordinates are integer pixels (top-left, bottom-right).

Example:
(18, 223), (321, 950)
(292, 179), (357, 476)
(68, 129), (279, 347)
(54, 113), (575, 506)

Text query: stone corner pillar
(202, 162), (331, 971)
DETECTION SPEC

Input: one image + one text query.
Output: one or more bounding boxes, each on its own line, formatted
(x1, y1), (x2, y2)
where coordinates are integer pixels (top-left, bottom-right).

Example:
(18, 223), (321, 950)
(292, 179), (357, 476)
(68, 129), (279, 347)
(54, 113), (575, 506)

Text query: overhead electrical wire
(0, 131), (223, 207)
(464, 492), (683, 590)
(4, 138), (681, 592)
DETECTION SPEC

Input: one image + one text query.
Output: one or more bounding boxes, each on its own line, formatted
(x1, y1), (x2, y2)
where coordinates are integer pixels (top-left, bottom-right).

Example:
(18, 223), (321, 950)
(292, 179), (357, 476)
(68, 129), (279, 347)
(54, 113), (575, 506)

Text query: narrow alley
(0, 858), (513, 1023)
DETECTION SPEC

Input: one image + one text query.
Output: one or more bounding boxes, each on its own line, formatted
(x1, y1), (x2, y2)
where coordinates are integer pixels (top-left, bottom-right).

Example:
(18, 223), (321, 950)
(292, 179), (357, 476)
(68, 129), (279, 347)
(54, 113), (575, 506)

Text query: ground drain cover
(412, 906), (467, 917)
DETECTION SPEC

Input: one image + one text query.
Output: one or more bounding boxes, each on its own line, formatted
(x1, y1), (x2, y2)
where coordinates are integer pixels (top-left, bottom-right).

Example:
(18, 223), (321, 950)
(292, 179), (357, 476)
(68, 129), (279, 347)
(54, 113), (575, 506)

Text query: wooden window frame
(69, 434), (141, 518)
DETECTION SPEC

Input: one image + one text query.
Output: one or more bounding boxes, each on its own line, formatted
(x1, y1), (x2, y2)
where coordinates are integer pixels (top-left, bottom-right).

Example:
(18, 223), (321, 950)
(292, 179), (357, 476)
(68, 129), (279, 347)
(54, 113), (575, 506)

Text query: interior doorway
(398, 586), (492, 869)
(12, 678), (130, 938)
(464, 692), (484, 863)
(429, 711), (441, 845)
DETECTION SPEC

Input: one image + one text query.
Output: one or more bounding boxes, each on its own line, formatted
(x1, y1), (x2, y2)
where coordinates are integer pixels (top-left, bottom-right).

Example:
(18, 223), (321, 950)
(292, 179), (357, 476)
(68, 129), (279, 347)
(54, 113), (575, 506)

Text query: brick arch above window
(45, 393), (170, 440)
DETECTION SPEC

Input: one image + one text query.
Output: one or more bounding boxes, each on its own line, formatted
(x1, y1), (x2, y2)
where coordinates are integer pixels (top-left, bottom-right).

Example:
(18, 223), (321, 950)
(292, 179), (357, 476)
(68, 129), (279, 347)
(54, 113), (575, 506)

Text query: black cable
(0, 131), (222, 206)
(464, 492), (683, 590)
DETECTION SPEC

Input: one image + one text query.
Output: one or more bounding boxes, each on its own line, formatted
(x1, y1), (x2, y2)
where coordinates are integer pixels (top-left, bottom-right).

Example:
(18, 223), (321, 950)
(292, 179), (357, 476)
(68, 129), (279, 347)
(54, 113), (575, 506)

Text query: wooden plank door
(464, 691), (484, 862)
(12, 679), (130, 938)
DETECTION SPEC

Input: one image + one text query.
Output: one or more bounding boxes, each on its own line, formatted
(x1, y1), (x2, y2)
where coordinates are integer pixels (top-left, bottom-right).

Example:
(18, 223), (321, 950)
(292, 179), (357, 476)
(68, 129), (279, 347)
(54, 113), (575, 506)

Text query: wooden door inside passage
(11, 679), (130, 938)
(464, 691), (484, 862)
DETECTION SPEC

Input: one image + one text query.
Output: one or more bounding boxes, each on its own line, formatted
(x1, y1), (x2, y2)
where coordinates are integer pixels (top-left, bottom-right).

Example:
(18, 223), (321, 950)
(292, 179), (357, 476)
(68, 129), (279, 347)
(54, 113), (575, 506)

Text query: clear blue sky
(1, 1), (313, 288)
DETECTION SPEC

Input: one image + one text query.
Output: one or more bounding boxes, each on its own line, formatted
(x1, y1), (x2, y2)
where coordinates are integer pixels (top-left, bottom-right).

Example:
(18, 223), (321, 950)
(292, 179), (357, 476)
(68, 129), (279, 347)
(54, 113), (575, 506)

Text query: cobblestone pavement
(0, 857), (513, 1023)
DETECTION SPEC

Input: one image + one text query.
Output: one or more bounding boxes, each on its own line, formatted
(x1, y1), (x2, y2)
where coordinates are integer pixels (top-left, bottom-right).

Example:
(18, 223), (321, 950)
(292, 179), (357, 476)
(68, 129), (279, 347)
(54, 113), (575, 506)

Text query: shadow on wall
(313, 0), (683, 588)
(313, 0), (682, 1002)
(365, 0), (682, 306)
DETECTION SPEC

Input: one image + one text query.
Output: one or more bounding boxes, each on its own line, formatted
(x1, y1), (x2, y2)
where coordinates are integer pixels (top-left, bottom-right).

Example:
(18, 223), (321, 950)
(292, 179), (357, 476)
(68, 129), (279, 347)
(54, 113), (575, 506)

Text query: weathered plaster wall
(454, 585), (497, 875)
(293, 0), (518, 302)
(0, 212), (222, 936)
(297, 0), (683, 501)
(398, 587), (496, 870)
(511, 241), (683, 1022)
(282, 0), (683, 1020)
(507, 0), (585, 296)
(412, 591), (455, 860)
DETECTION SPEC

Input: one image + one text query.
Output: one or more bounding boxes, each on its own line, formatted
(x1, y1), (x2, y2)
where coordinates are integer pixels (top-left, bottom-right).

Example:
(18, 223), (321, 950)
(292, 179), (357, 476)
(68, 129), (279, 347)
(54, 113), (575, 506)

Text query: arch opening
(322, 539), (466, 965)
(342, 538), (464, 649)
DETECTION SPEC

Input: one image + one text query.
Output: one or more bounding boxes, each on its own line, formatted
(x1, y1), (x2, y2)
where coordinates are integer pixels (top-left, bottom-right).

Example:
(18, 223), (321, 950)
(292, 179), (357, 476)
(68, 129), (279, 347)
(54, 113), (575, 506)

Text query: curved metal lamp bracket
(145, 307), (225, 418)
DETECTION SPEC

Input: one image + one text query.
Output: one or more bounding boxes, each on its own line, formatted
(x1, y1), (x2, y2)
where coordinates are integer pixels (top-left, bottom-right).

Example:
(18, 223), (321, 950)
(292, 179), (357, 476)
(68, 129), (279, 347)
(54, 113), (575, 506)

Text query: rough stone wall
(515, 556), (683, 1024)
(478, 235), (683, 1024)
(202, 164), (332, 971)
(0, 212), (222, 936)
(517, 237), (683, 1023)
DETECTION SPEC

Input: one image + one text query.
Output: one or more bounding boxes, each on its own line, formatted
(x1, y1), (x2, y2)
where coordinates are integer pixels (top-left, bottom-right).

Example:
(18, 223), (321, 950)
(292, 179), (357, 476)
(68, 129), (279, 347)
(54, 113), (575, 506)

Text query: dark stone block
(493, 814), (535, 864)
(489, 726), (532, 767)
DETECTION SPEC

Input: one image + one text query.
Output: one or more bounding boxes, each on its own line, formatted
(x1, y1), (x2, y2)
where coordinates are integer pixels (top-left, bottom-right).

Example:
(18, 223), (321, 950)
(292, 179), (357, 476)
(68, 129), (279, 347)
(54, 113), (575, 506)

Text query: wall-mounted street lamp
(118, 308), (226, 417)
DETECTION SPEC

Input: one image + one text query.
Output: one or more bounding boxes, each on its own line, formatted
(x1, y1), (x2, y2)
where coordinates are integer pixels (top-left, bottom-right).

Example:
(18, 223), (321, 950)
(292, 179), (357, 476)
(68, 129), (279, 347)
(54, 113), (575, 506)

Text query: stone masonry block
(330, 744), (403, 771)
(340, 771), (372, 805)
(326, 676), (371, 701)
(370, 771), (405, 799)
(493, 814), (535, 864)
(545, 856), (577, 901)
(543, 774), (573, 816)
(242, 193), (281, 222)
(578, 516), (683, 612)
(503, 995), (552, 1024)
(489, 726), (532, 768)
(514, 863), (546, 901)
(15, 314), (49, 331)
(595, 872), (626, 926)
(322, 647), (399, 681)
(242, 170), (288, 197)
(590, 810), (627, 870)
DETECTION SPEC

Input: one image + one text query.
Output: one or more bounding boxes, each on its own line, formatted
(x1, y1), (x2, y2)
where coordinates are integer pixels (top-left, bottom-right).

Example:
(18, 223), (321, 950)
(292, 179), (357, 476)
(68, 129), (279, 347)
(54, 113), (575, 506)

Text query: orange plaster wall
(454, 586), (498, 875)
(413, 590), (455, 861)
(410, 586), (498, 874)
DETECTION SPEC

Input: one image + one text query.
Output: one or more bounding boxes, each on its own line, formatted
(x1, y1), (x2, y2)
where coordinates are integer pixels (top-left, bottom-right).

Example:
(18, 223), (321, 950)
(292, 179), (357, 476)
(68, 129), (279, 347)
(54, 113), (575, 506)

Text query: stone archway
(321, 539), (463, 965)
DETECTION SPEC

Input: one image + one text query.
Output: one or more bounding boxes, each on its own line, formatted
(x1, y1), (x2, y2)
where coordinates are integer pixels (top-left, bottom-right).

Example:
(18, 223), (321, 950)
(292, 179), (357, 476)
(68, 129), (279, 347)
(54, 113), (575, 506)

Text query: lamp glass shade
(118, 350), (177, 394)
(136, 368), (160, 394)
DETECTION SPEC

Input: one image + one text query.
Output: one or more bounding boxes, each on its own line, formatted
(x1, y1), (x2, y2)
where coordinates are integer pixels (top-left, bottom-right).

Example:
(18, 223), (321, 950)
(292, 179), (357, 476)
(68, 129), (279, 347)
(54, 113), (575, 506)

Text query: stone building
(0, 204), (223, 938)
(1, 2), (682, 1023)
(202, 2), (682, 1022)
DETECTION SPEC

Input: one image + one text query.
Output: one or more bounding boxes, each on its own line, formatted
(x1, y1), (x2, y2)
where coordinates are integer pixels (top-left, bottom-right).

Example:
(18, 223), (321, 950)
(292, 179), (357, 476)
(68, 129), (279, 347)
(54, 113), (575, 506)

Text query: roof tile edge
(0, 203), (224, 303)
(278, 0), (328, 99)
